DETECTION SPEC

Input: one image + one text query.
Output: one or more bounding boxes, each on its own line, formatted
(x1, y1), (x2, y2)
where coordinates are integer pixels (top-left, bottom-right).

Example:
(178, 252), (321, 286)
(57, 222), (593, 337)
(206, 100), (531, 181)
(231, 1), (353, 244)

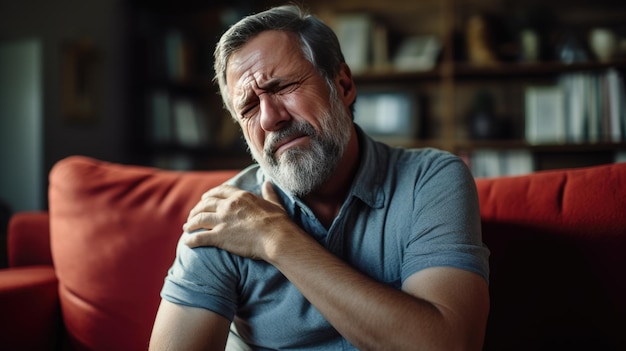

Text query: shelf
(453, 60), (626, 79)
(455, 140), (626, 153)
(371, 137), (447, 149)
(353, 59), (626, 83)
(353, 67), (444, 84)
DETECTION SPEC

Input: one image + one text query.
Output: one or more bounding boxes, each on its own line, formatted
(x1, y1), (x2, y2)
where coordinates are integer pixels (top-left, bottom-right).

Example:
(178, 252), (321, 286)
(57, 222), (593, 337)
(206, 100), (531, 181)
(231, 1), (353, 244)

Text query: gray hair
(213, 4), (347, 116)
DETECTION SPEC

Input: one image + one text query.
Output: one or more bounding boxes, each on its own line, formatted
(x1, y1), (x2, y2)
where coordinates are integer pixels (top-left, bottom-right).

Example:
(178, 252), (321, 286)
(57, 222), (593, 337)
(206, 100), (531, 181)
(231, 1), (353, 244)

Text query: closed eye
(278, 82), (298, 94)
(240, 103), (259, 120)
(238, 81), (299, 120)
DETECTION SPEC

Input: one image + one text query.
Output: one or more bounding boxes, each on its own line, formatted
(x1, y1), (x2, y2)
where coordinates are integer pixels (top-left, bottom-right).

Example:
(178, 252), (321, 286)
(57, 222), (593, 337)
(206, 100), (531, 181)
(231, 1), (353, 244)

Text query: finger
(183, 230), (214, 248)
(183, 211), (217, 233)
(188, 196), (220, 220)
(203, 184), (243, 199)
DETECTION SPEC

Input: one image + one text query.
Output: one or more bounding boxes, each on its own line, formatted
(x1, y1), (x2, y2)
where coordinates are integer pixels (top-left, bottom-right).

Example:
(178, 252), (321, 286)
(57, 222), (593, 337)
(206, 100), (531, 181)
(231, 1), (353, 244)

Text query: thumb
(261, 181), (282, 208)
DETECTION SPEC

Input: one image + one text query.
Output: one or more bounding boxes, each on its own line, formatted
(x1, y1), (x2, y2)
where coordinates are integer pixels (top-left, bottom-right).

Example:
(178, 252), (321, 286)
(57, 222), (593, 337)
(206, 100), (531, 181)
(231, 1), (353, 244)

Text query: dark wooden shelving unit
(127, 0), (626, 174)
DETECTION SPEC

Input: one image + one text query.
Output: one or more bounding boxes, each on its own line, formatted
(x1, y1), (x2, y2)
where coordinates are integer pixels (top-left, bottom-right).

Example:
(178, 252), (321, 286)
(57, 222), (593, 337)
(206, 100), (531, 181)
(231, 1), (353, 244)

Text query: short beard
(248, 94), (352, 197)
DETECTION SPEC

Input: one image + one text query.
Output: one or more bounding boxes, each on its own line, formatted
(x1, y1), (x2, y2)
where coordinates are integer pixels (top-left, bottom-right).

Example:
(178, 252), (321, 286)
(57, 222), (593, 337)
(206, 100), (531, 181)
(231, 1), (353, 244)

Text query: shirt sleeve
(160, 233), (241, 321)
(402, 151), (490, 283)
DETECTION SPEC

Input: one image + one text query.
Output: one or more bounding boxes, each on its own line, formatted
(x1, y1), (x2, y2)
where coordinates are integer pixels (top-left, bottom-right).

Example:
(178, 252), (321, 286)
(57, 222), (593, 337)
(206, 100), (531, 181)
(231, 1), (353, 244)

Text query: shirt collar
(348, 125), (386, 209)
(271, 125), (387, 214)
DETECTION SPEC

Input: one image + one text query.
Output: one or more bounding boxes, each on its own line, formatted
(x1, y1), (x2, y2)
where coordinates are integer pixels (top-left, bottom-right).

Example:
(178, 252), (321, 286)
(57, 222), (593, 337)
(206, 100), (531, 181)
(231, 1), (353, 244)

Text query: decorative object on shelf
(519, 29), (540, 62)
(514, 4), (557, 62)
(589, 28), (617, 62)
(466, 14), (499, 65)
(392, 35), (441, 71)
(468, 90), (503, 140)
(555, 31), (589, 64)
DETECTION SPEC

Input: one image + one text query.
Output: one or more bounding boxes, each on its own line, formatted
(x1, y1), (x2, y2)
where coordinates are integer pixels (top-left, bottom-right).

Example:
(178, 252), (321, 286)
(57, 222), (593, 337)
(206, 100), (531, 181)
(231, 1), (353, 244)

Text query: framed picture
(354, 92), (420, 139)
(525, 86), (566, 144)
(61, 39), (98, 122)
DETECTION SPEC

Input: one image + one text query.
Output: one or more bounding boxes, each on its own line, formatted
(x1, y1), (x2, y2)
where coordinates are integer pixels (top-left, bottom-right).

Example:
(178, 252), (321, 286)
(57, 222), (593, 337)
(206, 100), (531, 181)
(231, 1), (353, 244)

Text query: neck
(303, 127), (360, 228)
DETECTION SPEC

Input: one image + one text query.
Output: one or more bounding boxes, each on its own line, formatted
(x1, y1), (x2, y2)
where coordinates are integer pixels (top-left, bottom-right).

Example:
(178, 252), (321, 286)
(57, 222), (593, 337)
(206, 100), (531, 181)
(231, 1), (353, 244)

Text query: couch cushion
(476, 162), (626, 350)
(8, 211), (52, 266)
(48, 156), (240, 350)
(0, 266), (60, 350)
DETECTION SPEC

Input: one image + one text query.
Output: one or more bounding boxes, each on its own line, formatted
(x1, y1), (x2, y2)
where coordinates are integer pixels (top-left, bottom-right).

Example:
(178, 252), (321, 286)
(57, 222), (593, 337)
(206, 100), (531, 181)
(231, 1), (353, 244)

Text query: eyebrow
(234, 89), (252, 113)
(234, 77), (287, 112)
(257, 78), (284, 92)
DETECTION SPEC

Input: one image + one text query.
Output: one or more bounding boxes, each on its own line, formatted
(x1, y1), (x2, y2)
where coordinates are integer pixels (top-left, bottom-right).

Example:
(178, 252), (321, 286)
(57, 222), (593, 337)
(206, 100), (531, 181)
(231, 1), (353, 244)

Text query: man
(150, 4), (489, 350)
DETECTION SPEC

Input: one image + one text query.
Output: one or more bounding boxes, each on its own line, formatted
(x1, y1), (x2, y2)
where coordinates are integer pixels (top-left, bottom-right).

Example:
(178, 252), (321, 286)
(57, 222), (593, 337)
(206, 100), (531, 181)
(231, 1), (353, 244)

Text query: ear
(334, 63), (357, 108)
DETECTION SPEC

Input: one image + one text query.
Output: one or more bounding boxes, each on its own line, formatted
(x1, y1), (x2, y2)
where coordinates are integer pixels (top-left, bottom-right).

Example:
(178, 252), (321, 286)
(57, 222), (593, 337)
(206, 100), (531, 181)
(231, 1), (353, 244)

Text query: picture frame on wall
(61, 38), (98, 123)
(525, 86), (566, 144)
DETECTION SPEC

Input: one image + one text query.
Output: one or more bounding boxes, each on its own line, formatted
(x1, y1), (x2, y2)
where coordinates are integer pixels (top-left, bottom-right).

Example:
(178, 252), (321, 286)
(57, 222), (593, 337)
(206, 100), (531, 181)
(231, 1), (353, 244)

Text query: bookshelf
(128, 0), (253, 170)
(310, 0), (626, 177)
(127, 0), (626, 175)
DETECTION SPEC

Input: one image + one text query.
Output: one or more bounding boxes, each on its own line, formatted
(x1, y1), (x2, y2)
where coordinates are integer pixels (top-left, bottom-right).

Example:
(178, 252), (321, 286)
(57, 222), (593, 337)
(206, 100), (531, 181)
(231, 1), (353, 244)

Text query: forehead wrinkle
(227, 31), (305, 112)
(234, 73), (288, 112)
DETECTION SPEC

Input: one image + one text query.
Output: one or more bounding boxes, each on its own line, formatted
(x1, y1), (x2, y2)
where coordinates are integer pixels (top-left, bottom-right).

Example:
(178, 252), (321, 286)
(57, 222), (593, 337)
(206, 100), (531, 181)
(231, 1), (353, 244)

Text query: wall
(0, 40), (43, 213)
(0, 0), (131, 210)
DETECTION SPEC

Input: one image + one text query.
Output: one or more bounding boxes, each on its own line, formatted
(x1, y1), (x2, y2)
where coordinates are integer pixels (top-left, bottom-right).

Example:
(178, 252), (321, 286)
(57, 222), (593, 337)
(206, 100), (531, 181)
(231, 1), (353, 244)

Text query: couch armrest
(8, 211), (51, 267)
(0, 266), (61, 350)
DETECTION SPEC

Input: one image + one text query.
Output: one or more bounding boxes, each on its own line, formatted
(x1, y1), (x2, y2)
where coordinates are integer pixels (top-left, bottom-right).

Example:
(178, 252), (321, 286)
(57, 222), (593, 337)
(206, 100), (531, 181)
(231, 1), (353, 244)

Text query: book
(334, 13), (373, 73)
(148, 90), (171, 144)
(606, 68), (623, 142)
(172, 99), (209, 147)
(525, 86), (566, 144)
(560, 74), (586, 143)
(469, 149), (533, 178)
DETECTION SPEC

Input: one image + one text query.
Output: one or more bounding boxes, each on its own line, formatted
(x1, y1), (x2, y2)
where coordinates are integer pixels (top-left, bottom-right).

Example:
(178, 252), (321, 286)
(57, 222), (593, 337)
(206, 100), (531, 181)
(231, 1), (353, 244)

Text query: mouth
(272, 133), (310, 158)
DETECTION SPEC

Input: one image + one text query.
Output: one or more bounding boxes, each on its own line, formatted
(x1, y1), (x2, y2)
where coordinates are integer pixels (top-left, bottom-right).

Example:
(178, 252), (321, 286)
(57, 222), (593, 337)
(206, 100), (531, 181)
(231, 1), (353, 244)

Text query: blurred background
(1, 0), (626, 259)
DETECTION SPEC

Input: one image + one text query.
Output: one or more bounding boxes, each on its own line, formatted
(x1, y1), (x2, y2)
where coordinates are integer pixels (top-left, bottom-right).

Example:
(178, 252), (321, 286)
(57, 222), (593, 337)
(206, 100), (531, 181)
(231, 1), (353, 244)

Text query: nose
(259, 95), (290, 132)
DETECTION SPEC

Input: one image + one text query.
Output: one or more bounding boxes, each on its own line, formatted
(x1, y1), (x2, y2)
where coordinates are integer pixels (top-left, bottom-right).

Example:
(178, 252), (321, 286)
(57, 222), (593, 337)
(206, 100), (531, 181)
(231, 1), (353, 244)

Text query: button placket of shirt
(324, 196), (362, 257)
(294, 202), (329, 244)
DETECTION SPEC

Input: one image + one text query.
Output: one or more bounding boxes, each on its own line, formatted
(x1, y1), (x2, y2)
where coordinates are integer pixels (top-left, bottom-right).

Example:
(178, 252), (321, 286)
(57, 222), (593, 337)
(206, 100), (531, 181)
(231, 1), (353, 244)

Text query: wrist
(262, 220), (315, 265)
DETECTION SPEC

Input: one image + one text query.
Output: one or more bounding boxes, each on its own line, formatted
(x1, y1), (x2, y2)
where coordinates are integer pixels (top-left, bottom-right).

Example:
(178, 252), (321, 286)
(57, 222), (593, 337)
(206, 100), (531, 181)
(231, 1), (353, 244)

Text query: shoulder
(387, 147), (473, 188)
(396, 147), (465, 171)
(225, 164), (265, 195)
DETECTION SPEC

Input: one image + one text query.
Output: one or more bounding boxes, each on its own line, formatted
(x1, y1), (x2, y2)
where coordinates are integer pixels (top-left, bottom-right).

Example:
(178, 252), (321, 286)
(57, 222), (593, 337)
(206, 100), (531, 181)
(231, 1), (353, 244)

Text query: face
(226, 30), (353, 196)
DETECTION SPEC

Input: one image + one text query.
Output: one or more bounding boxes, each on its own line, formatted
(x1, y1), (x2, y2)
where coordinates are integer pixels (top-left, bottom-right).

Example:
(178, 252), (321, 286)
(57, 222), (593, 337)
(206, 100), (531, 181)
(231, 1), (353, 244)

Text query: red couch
(1, 156), (625, 350)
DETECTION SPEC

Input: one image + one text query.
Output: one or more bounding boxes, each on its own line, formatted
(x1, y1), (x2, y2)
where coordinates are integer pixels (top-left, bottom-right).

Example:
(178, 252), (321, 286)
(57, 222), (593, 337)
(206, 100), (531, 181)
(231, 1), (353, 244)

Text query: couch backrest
(49, 156), (626, 350)
(476, 162), (626, 350)
(48, 156), (239, 350)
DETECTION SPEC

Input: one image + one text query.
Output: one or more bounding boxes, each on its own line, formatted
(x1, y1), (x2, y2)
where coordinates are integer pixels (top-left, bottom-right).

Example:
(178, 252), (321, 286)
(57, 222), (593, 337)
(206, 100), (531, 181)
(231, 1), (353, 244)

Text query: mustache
(263, 121), (317, 158)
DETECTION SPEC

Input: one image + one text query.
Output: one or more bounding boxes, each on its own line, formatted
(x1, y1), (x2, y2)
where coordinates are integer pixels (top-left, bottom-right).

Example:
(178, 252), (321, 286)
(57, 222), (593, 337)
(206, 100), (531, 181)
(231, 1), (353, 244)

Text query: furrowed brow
(234, 77), (288, 112)
(235, 89), (253, 112)
(257, 78), (284, 92)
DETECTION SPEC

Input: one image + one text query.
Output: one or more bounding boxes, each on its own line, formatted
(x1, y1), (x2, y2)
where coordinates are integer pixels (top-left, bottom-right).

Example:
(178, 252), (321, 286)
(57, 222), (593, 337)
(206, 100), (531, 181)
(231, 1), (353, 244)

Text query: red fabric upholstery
(2, 156), (625, 350)
(8, 211), (52, 267)
(0, 266), (60, 350)
(477, 163), (626, 350)
(48, 156), (239, 351)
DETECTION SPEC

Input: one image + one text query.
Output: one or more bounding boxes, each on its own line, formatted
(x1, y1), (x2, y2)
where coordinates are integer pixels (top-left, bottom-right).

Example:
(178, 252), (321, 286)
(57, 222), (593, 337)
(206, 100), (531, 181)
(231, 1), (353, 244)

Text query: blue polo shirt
(161, 128), (490, 350)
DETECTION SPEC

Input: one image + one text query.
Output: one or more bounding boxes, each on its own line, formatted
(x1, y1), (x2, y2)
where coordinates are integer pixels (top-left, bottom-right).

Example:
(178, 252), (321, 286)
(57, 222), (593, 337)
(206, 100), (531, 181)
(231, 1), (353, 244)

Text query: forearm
(149, 300), (231, 351)
(183, 183), (488, 349)
(267, 228), (480, 351)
